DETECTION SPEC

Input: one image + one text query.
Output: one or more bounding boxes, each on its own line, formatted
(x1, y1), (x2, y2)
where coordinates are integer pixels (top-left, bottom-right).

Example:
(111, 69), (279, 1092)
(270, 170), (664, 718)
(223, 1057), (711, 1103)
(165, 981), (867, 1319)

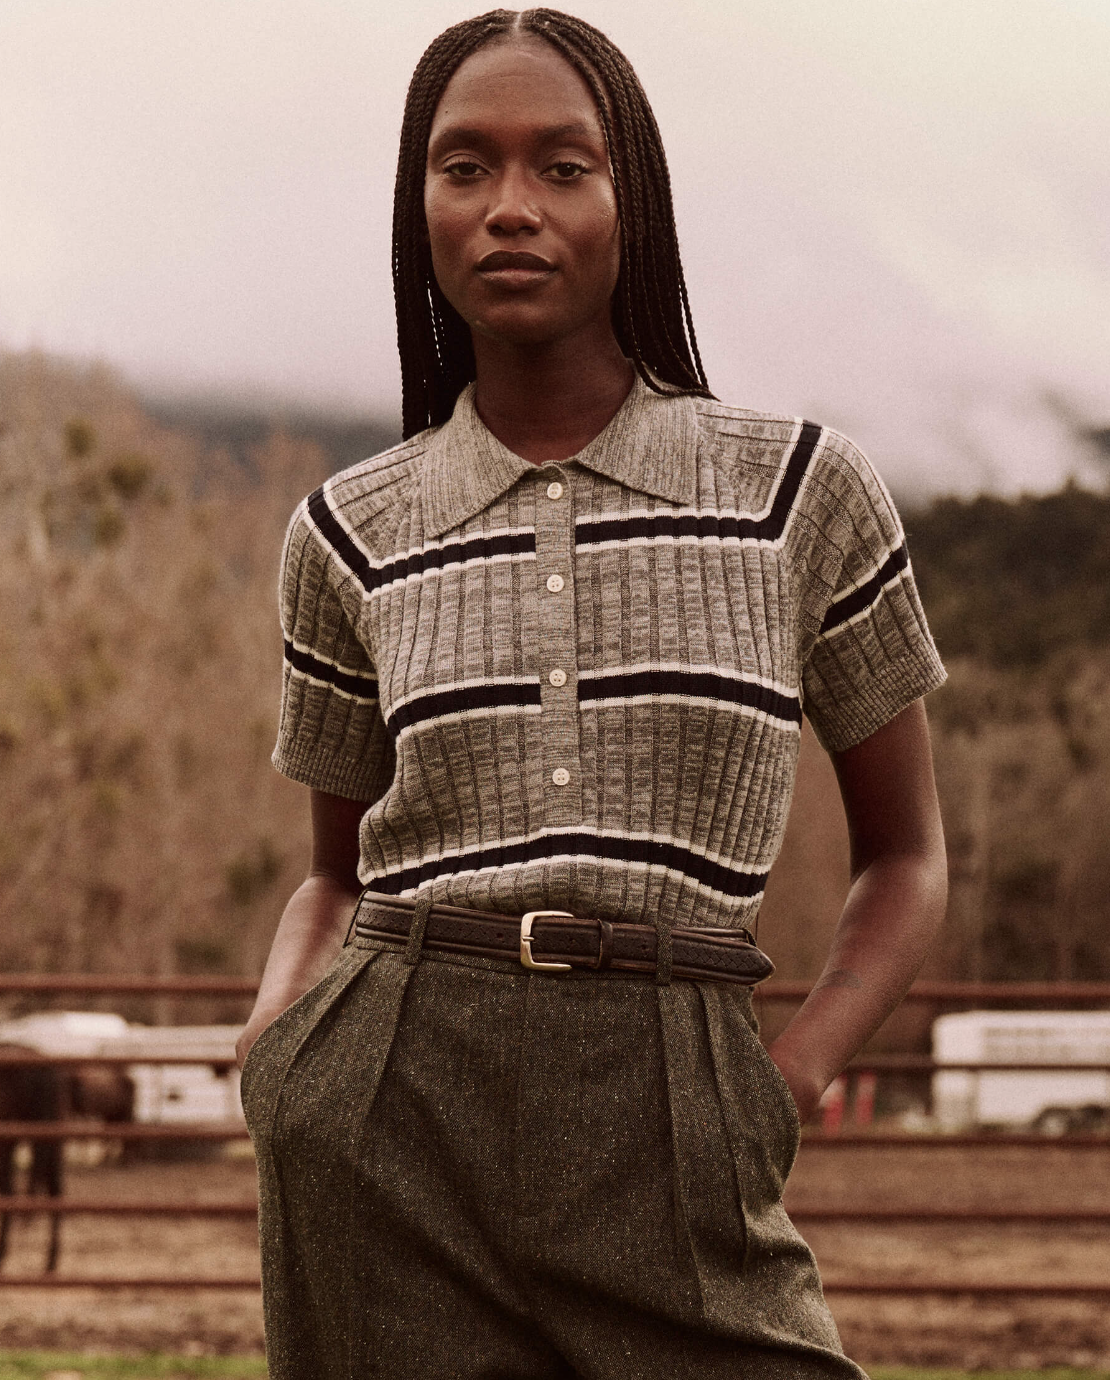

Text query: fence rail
(5, 974), (1110, 1001)
(2, 1197), (1108, 1224)
(0, 1121), (250, 1140)
(0, 975), (258, 996)
(0, 1052), (238, 1068)
(819, 1281), (1110, 1297)
(0, 1276), (262, 1289)
(2, 1275), (1107, 1295)
(0, 1197), (257, 1216)
(799, 1132), (1110, 1147)
(5, 1052), (1109, 1074)
(0, 1048), (240, 1070)
(1, 1121), (1107, 1148)
(761, 980), (1110, 1003)
(2, 972), (1108, 1296)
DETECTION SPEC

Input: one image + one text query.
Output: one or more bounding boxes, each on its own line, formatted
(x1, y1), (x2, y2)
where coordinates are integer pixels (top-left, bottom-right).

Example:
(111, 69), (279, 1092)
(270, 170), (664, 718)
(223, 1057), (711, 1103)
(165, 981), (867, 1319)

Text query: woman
(237, 9), (947, 1377)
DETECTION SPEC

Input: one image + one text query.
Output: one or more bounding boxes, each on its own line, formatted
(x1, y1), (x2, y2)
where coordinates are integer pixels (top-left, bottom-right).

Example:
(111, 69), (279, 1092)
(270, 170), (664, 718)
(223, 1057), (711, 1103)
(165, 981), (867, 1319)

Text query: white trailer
(104, 1024), (245, 1125)
(932, 1010), (1110, 1133)
(0, 1012), (245, 1125)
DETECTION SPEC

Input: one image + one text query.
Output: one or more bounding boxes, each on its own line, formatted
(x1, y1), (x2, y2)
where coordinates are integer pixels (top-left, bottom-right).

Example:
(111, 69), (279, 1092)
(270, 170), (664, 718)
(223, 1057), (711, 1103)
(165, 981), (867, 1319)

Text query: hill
(907, 486), (1110, 667)
(139, 393), (399, 491)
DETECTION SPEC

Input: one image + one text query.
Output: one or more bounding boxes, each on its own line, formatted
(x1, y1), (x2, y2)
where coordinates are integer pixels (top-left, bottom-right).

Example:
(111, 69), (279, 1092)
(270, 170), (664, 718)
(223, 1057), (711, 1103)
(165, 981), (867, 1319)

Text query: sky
(1, 0), (1108, 499)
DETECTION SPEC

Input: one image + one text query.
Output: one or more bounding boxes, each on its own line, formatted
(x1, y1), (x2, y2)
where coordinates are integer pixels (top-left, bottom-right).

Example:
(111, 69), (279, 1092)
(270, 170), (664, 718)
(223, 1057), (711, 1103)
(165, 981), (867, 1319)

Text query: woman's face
(424, 37), (621, 352)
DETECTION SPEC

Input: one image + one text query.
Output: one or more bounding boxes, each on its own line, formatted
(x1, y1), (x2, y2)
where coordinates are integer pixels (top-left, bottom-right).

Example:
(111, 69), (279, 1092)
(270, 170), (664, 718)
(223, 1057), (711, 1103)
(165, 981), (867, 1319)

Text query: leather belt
(350, 892), (775, 986)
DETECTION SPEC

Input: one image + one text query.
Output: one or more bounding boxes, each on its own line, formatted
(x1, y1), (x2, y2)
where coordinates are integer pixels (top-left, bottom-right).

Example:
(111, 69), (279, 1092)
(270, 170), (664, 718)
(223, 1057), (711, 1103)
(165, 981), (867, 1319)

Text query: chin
(471, 313), (576, 350)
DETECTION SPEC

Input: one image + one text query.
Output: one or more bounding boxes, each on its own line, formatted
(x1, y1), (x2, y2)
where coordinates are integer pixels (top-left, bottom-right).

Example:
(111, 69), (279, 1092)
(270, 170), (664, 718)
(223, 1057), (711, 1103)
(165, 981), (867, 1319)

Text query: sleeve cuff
(271, 741), (384, 802)
(805, 649), (947, 753)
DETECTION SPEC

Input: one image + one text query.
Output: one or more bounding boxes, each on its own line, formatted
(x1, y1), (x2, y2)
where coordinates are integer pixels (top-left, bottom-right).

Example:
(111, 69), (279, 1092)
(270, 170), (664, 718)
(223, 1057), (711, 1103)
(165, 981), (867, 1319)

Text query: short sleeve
(271, 500), (395, 802)
(801, 434), (946, 753)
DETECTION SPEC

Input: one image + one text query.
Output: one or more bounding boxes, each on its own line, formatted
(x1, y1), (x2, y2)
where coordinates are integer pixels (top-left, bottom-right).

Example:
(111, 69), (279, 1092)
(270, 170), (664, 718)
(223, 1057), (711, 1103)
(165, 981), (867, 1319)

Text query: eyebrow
(428, 121), (600, 154)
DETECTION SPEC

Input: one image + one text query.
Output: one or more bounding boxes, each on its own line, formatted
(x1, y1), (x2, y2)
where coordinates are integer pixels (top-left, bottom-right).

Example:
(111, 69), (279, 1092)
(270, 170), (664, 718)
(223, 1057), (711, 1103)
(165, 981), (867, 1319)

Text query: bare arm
(767, 699), (947, 1122)
(235, 790), (367, 1068)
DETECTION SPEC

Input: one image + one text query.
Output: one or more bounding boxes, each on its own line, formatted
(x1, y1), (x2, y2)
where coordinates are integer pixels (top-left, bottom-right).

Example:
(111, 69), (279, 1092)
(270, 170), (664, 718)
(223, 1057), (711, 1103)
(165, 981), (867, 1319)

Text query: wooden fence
(1, 975), (1108, 1294)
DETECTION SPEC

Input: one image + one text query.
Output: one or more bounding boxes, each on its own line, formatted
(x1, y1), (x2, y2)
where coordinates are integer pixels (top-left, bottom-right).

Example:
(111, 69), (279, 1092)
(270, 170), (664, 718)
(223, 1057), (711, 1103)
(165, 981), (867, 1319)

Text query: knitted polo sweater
(273, 379), (945, 932)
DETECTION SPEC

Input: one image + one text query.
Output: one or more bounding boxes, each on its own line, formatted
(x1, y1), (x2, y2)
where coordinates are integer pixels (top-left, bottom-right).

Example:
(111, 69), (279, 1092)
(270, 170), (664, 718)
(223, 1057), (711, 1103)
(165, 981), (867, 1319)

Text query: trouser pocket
(239, 945), (380, 1138)
(699, 982), (801, 1205)
(251, 947), (417, 1380)
(695, 982), (847, 1356)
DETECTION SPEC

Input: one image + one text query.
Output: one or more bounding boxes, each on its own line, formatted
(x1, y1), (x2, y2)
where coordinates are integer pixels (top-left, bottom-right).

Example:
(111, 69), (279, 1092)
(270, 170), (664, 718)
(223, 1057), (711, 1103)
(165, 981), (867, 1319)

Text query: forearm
(237, 873), (360, 1064)
(767, 848), (947, 1119)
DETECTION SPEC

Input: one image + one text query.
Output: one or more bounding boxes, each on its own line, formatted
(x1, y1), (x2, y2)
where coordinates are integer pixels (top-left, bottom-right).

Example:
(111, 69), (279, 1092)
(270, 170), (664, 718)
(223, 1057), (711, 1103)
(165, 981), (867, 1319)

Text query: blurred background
(2, 4), (1110, 1365)
(1, 0), (1109, 991)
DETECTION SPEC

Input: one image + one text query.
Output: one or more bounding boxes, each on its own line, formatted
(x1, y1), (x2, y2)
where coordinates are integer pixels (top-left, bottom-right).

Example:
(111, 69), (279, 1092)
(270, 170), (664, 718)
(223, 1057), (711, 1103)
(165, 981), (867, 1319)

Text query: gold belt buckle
(520, 911), (573, 972)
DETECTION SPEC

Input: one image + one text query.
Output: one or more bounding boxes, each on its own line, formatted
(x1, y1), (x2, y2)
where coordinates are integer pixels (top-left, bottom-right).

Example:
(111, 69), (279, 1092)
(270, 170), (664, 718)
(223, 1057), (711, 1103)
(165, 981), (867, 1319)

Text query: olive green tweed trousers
(242, 940), (867, 1379)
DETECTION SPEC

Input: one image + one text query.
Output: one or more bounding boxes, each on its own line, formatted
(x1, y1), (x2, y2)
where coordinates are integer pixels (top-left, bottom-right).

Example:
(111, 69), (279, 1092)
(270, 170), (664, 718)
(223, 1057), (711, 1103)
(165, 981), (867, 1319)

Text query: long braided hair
(393, 8), (713, 438)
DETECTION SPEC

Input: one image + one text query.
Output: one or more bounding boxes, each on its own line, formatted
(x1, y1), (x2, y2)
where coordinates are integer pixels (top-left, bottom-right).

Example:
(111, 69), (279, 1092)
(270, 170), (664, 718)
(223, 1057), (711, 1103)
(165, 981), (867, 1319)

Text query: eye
(545, 161), (589, 181)
(444, 160), (486, 179)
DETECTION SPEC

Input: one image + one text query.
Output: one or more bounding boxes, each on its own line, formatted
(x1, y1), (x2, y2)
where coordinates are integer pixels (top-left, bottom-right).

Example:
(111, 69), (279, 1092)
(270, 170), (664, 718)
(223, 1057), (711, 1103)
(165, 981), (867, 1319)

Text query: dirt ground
(0, 1142), (1107, 1369)
(787, 1143), (1110, 1369)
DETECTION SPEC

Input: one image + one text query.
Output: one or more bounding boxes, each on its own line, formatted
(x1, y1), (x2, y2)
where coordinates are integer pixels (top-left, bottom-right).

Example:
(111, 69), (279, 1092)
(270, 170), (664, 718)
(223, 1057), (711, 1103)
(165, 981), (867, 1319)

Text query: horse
(0, 1043), (134, 1272)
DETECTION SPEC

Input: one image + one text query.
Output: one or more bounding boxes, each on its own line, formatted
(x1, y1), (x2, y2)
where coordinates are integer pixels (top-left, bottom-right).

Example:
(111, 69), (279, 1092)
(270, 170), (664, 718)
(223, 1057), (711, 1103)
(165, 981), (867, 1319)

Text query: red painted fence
(0, 975), (1107, 1294)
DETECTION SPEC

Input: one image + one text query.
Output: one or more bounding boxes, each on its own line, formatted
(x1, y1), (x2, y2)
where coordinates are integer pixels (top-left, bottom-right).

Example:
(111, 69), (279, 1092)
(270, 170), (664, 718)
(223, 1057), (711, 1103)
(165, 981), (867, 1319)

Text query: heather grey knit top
(273, 379), (945, 931)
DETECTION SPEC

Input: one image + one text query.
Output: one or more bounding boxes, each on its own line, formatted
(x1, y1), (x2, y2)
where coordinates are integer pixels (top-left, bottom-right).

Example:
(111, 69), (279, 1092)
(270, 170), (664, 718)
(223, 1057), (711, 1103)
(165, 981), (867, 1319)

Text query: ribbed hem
(271, 743), (381, 803)
(806, 651), (948, 754)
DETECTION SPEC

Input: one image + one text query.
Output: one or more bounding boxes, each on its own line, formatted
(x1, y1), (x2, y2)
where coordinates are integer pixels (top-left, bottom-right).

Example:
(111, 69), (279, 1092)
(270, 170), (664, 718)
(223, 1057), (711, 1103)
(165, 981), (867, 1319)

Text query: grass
(0, 1358), (267, 1379)
(872, 1372), (1110, 1380)
(0, 1363), (1105, 1380)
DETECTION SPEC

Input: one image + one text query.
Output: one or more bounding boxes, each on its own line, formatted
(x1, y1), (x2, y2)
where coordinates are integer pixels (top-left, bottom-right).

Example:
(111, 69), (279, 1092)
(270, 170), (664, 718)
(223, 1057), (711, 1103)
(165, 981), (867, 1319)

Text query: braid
(393, 13), (514, 436)
(393, 8), (713, 439)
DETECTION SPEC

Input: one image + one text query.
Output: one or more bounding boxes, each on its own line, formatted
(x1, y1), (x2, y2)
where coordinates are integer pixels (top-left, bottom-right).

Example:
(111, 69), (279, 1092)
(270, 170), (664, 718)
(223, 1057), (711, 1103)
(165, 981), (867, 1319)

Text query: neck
(472, 327), (635, 465)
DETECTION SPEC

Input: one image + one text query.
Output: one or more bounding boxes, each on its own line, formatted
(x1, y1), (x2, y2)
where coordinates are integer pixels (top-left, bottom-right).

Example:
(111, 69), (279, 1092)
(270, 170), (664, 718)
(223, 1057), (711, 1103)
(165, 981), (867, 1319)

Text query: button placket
(533, 466), (582, 824)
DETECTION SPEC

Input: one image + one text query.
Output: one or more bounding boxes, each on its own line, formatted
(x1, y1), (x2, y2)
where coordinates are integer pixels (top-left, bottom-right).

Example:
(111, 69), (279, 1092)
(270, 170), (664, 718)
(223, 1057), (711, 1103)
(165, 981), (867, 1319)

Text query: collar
(420, 376), (699, 537)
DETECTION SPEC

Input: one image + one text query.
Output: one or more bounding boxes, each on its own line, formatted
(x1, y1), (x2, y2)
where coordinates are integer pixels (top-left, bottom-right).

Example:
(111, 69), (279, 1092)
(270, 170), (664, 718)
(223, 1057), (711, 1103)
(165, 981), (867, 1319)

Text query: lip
(475, 250), (556, 284)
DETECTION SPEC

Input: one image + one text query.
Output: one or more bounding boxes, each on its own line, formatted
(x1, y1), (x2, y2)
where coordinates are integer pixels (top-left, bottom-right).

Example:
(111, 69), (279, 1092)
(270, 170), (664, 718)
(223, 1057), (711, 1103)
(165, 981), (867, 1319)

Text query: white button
(551, 767), (570, 787)
(548, 668), (567, 687)
(546, 481), (564, 500)
(546, 573), (565, 593)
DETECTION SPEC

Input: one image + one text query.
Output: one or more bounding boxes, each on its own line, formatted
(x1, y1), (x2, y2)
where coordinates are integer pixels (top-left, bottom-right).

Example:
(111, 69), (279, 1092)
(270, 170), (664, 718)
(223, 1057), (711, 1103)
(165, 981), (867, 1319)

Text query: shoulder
(297, 430), (430, 536)
(692, 397), (898, 530)
(693, 397), (877, 484)
(283, 428), (435, 568)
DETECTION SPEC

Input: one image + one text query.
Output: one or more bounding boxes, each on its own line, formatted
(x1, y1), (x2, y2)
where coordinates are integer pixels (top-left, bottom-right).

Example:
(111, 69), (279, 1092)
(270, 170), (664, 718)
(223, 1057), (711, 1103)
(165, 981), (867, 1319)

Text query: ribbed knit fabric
(273, 379), (945, 931)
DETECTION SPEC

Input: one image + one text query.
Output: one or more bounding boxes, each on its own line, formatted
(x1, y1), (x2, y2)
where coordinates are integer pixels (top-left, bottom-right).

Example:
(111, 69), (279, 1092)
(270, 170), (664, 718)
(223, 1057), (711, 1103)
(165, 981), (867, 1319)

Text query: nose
(485, 168), (542, 237)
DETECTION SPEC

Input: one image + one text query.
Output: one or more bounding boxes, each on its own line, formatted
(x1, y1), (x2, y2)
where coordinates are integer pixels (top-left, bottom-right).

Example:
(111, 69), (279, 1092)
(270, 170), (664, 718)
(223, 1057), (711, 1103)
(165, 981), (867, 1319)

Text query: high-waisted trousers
(241, 936), (868, 1379)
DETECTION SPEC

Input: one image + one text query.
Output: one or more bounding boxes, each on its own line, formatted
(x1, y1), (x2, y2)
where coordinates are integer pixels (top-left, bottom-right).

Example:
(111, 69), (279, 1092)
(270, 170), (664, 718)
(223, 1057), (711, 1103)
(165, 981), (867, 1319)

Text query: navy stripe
(307, 487), (377, 587)
(575, 420), (822, 548)
(284, 640), (378, 700)
(579, 669), (801, 724)
(369, 833), (770, 900)
(386, 681), (542, 736)
(307, 486), (535, 596)
(820, 543), (909, 634)
(369, 530), (535, 595)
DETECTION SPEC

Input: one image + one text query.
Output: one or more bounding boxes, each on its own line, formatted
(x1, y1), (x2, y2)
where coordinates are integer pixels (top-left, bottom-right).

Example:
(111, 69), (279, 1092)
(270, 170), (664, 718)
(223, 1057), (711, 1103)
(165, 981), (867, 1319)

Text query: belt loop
(343, 889), (368, 947)
(654, 915), (673, 986)
(593, 919), (614, 971)
(342, 902), (359, 948)
(404, 891), (433, 966)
